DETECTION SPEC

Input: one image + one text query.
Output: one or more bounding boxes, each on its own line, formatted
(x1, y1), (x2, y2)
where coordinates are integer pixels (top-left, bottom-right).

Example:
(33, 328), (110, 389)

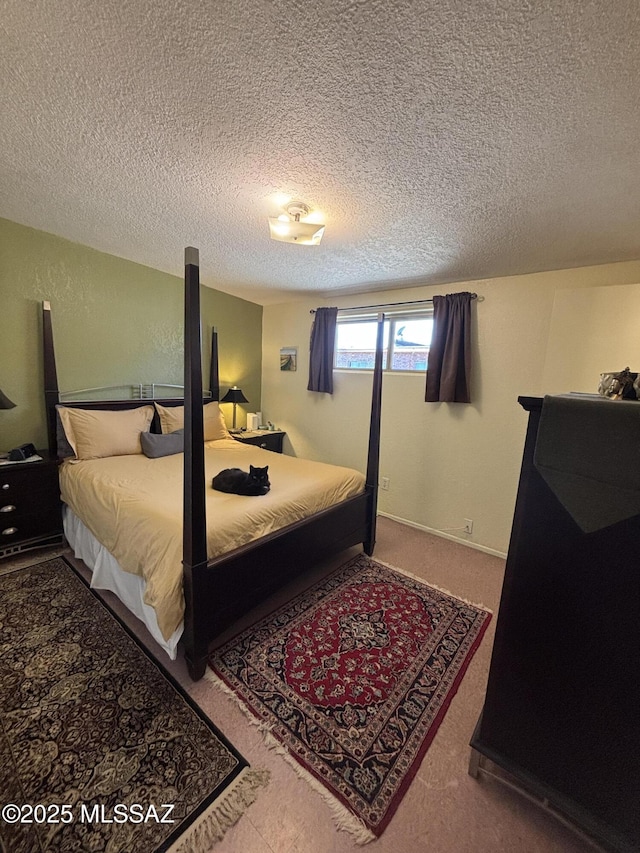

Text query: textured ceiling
(1, 0), (640, 304)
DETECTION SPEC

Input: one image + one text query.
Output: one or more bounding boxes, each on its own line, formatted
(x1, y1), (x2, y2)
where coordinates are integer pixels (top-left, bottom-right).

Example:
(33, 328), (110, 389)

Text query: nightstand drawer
(232, 431), (285, 453)
(1, 463), (58, 494)
(1, 506), (61, 543)
(253, 434), (283, 452)
(0, 476), (59, 515)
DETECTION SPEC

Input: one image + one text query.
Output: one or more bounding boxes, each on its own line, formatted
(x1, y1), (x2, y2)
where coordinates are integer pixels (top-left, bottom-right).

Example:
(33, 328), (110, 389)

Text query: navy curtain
(307, 307), (338, 393)
(425, 292), (473, 403)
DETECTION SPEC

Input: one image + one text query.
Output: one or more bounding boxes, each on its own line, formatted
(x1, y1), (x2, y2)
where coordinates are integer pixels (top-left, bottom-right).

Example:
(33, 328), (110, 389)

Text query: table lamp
(220, 386), (248, 431)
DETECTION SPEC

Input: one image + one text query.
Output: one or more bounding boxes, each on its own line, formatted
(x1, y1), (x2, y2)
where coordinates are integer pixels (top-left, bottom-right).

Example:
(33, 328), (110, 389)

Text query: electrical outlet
(464, 518), (473, 534)
(380, 477), (390, 491)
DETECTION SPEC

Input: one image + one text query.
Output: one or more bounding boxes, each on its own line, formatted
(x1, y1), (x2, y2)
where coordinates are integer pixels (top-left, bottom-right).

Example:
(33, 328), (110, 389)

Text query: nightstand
(0, 450), (64, 559)
(231, 430), (285, 453)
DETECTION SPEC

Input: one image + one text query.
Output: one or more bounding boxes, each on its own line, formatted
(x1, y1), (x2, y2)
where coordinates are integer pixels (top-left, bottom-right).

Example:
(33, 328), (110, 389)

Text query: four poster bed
(43, 247), (384, 680)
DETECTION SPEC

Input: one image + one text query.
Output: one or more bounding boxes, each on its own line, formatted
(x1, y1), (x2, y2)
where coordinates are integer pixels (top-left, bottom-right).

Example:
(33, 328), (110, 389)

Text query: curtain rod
(309, 294), (479, 313)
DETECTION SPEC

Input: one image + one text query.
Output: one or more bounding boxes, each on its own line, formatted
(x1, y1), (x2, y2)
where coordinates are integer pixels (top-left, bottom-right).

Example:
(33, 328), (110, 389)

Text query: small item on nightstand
(8, 443), (37, 461)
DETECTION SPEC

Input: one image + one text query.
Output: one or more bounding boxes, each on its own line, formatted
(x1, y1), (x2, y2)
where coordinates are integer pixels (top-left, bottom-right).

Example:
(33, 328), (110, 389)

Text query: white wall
(542, 282), (640, 394)
(261, 260), (640, 556)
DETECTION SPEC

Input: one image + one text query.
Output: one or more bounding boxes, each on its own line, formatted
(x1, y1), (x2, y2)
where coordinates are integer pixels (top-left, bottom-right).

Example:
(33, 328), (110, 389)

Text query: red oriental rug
(208, 554), (491, 841)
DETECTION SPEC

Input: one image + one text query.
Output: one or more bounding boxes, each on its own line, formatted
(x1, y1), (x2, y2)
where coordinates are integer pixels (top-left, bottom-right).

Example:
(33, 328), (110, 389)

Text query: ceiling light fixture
(268, 202), (325, 246)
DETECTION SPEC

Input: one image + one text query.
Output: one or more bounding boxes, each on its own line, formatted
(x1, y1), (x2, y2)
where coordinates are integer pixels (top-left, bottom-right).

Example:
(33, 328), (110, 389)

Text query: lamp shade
(220, 386), (248, 430)
(0, 388), (16, 409)
(220, 386), (249, 405)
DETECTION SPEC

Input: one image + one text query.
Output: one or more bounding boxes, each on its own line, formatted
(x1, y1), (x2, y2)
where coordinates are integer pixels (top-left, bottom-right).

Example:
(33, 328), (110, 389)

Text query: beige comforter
(60, 438), (365, 638)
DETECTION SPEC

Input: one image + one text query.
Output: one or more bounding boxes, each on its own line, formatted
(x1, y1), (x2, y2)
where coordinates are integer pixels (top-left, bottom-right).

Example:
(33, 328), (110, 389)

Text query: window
(335, 310), (433, 372)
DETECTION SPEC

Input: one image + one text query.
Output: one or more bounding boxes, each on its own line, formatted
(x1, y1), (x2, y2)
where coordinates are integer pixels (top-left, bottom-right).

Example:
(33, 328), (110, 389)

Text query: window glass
(390, 317), (433, 371)
(335, 320), (389, 369)
(335, 311), (432, 372)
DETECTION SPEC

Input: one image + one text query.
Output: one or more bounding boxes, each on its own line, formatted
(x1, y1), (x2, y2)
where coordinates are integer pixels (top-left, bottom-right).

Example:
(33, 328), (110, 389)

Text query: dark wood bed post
(209, 327), (219, 400)
(364, 312), (384, 555)
(182, 247), (209, 681)
(42, 301), (60, 456)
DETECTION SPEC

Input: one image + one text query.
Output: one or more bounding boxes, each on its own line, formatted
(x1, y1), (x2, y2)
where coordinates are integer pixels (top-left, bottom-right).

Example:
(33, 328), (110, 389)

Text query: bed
(59, 436), (365, 658)
(42, 248), (383, 679)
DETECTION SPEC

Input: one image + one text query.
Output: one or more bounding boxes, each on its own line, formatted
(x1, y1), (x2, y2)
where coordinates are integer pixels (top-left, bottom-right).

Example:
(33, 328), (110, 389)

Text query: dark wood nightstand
(0, 450), (63, 559)
(231, 430), (285, 453)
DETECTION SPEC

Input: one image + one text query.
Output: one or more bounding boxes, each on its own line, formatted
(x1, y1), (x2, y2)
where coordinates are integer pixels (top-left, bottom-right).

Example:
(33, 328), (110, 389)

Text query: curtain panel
(425, 292), (473, 403)
(307, 307), (338, 393)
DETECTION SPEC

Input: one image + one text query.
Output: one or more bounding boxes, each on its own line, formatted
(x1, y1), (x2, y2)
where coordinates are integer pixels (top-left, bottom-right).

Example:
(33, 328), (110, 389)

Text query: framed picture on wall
(280, 347), (297, 371)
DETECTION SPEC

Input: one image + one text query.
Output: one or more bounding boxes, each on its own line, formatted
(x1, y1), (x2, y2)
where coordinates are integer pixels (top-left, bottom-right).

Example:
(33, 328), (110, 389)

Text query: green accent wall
(0, 218), (262, 450)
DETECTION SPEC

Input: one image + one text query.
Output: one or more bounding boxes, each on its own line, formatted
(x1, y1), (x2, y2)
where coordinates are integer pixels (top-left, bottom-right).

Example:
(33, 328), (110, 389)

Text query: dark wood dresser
(470, 396), (639, 853)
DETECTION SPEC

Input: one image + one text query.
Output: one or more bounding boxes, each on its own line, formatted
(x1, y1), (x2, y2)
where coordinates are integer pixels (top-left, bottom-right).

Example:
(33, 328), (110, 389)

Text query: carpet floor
(9, 520), (601, 852)
(209, 553), (491, 841)
(0, 556), (267, 853)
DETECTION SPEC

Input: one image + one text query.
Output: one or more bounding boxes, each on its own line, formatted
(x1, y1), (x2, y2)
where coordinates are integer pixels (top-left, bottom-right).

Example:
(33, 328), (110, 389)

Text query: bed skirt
(63, 506), (182, 660)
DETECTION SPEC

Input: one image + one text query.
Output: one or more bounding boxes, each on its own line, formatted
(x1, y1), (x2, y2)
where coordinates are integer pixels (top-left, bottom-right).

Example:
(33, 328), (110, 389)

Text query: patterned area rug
(209, 554), (491, 841)
(0, 557), (268, 853)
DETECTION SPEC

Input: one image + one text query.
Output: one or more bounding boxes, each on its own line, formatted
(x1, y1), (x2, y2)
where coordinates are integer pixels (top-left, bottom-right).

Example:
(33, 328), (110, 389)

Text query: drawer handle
(0, 505), (16, 513)
(2, 527), (18, 536)
(1, 484), (9, 490)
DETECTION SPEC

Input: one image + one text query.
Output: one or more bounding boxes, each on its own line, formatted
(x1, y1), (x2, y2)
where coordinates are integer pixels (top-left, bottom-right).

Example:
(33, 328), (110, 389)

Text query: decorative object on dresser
(0, 450), (63, 559)
(210, 553), (491, 842)
(220, 385), (249, 431)
(597, 366), (639, 400)
(469, 395), (640, 853)
(231, 429), (285, 453)
(0, 556), (268, 853)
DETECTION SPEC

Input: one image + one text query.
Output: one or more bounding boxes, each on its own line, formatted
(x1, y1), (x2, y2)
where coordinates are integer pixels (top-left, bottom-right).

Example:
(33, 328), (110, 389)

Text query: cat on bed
(212, 465), (270, 496)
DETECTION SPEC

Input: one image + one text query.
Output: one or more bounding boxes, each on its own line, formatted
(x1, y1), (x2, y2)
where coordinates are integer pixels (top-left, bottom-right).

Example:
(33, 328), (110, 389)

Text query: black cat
(212, 465), (270, 496)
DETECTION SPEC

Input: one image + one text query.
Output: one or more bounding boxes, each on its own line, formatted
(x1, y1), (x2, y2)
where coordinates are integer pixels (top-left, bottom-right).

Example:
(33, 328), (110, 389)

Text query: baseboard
(378, 512), (508, 559)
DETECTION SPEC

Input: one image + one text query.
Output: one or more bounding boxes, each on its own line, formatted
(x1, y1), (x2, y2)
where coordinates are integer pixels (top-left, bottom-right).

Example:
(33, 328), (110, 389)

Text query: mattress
(59, 438), (365, 641)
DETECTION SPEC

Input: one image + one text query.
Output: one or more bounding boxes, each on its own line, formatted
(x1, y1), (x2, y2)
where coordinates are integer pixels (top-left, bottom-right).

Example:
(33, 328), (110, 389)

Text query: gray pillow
(55, 405), (76, 458)
(141, 429), (184, 458)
